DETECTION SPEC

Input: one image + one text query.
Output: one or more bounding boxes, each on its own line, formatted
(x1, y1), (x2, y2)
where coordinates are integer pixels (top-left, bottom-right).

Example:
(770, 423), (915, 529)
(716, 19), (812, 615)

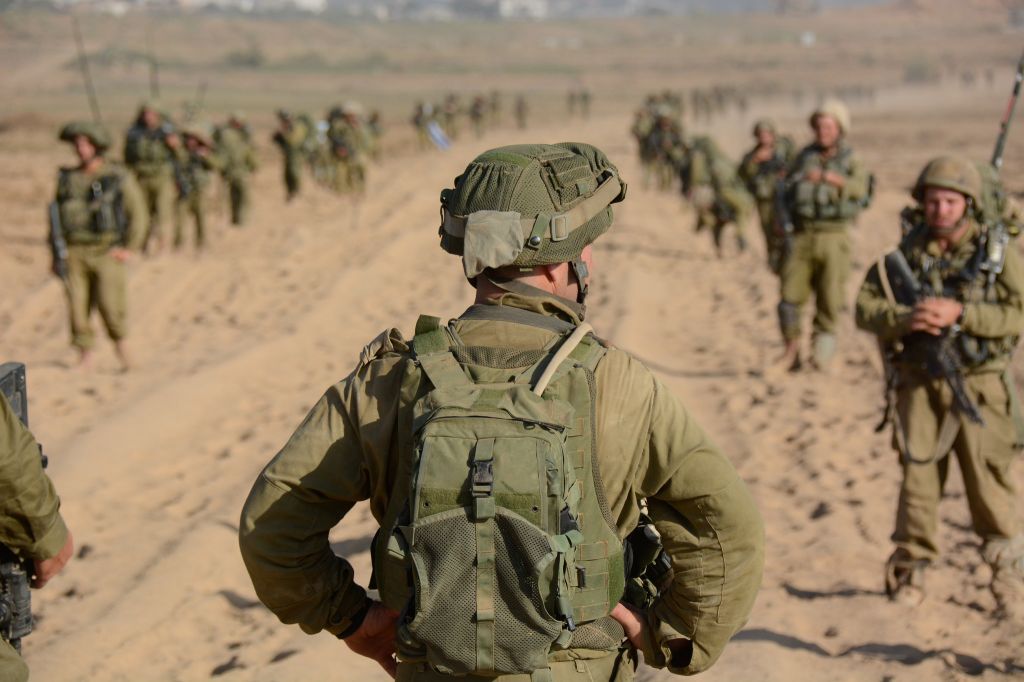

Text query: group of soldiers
(635, 85), (1024, 621)
(47, 103), (259, 370)
(410, 91), (532, 150)
(273, 103), (381, 201)
(10, 72), (1023, 682)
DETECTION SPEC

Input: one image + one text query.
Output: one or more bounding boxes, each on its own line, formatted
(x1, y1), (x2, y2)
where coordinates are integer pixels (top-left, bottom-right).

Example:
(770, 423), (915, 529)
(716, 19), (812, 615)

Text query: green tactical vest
(372, 314), (625, 677)
(55, 166), (128, 247)
(790, 144), (870, 224)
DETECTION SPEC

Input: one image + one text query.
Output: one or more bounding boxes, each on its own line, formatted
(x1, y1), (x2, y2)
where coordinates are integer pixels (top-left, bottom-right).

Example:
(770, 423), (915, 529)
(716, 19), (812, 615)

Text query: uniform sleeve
(238, 337), (407, 637)
(961, 244), (1024, 338)
(0, 394), (69, 561)
(119, 172), (148, 252)
(854, 261), (913, 341)
(635, 375), (764, 675)
(736, 150), (758, 189)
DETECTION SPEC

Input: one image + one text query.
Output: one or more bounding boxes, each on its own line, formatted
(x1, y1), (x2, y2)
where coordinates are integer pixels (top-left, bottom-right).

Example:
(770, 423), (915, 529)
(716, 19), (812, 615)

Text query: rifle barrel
(992, 50), (1024, 171)
(71, 15), (102, 123)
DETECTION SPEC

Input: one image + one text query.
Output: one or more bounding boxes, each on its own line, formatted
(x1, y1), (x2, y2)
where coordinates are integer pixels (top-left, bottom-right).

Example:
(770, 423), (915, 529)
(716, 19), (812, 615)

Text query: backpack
(373, 314), (625, 677)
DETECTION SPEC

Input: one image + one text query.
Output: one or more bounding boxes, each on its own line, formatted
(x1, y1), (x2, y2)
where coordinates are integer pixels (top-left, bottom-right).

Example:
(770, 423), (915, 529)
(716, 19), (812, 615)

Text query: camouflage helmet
(59, 121), (112, 152)
(439, 142), (626, 281)
(752, 118), (776, 136)
(911, 155), (982, 204)
(810, 98), (851, 134)
(182, 120), (215, 147)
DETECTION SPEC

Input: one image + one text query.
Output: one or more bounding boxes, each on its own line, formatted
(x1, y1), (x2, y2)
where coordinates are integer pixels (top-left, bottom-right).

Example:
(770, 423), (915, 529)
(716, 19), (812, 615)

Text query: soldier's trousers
(284, 157), (302, 199)
(332, 160), (366, 195)
(779, 230), (849, 341)
(175, 193), (207, 250)
(755, 200), (782, 273)
(892, 372), (1021, 563)
(136, 172), (175, 251)
(227, 178), (249, 226)
(66, 245), (127, 350)
(0, 640), (28, 682)
(396, 648), (634, 682)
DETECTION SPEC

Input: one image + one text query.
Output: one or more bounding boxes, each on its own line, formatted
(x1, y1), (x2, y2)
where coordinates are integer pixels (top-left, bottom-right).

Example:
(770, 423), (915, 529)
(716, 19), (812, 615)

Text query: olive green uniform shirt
(788, 142), (870, 232)
(123, 126), (174, 179)
(239, 294), (764, 675)
(56, 162), (147, 251)
(855, 219), (1024, 374)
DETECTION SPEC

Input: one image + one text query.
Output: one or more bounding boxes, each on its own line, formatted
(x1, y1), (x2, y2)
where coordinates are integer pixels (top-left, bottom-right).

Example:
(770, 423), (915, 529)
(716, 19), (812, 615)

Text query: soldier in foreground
(51, 122), (146, 370)
(855, 156), (1024, 617)
(214, 113), (258, 227)
(738, 119), (796, 273)
(123, 102), (177, 255)
(1, 384), (75, 681)
(239, 143), (764, 680)
(777, 100), (871, 371)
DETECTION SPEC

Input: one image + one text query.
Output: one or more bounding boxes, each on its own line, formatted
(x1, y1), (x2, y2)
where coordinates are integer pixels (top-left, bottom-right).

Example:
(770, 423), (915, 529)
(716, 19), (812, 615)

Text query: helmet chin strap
(570, 258), (590, 305)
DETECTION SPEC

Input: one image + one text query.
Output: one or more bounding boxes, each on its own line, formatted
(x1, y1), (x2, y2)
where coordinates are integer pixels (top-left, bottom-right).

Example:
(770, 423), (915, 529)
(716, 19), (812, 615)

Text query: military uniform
(327, 111), (369, 196)
(53, 123), (147, 352)
(855, 156), (1024, 613)
(173, 128), (222, 251)
(272, 111), (310, 201)
(0, 393), (70, 682)
(738, 121), (796, 272)
(215, 119), (258, 226)
(239, 143), (764, 681)
(124, 108), (176, 252)
(778, 100), (870, 367)
(685, 136), (754, 256)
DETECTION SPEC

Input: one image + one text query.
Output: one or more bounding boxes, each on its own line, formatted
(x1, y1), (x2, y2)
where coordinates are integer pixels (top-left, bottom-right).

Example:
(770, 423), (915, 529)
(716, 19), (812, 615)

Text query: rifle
(991, 50), (1024, 172)
(772, 176), (795, 273)
(47, 202), (69, 282)
(881, 250), (984, 425)
(0, 363), (40, 653)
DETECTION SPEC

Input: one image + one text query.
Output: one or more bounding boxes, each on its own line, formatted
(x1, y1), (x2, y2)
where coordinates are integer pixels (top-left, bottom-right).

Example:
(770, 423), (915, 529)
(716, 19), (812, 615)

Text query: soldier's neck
(80, 157), (105, 174)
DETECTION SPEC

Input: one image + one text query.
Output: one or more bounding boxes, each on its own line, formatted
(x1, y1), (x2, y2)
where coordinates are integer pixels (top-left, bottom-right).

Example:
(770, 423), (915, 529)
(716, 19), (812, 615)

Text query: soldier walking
(51, 122), (146, 370)
(855, 156), (1024, 617)
(214, 112), (258, 227)
(174, 124), (222, 252)
(777, 100), (871, 371)
(272, 110), (310, 201)
(738, 119), (796, 273)
(239, 142), (764, 681)
(123, 101), (177, 255)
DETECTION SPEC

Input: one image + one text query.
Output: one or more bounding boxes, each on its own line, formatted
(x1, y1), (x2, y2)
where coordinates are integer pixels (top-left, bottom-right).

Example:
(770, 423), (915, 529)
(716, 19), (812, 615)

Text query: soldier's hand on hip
(110, 248), (132, 263)
(33, 530), (74, 589)
(342, 601), (400, 678)
(611, 601), (646, 649)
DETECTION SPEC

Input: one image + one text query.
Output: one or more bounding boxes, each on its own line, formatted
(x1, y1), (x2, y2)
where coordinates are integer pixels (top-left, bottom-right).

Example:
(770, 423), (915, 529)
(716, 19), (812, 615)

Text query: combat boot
(982, 537), (1024, 621)
(885, 554), (928, 606)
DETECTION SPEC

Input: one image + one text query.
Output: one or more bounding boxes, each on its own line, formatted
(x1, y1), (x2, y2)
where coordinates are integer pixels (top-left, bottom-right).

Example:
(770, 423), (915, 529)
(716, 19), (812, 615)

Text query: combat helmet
(59, 121), (112, 152)
(439, 142), (626, 303)
(810, 98), (851, 134)
(911, 155), (982, 204)
(752, 118), (776, 136)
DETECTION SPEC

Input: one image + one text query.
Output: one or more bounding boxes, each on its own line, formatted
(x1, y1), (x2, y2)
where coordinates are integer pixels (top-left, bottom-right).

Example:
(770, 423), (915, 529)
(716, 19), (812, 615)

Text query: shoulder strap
(412, 315), (471, 390)
(532, 323), (593, 396)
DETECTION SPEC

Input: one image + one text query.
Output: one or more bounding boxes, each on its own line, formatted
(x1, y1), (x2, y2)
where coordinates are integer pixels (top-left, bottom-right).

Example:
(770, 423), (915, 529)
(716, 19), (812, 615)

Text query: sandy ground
(3, 61), (1024, 682)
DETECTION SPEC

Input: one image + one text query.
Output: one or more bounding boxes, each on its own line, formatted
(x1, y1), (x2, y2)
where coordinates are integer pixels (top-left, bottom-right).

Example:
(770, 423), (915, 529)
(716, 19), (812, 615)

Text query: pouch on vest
(377, 314), (623, 677)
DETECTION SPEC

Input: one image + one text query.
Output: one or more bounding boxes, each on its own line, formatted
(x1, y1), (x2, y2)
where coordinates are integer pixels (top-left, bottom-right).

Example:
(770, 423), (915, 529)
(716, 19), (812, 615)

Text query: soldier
(738, 119), (796, 273)
(411, 102), (433, 151)
(214, 112), (258, 227)
(645, 108), (683, 192)
(239, 142), (764, 681)
(630, 105), (655, 188)
(123, 101), (178, 255)
(514, 94), (528, 130)
(777, 99), (871, 371)
(682, 136), (755, 257)
(579, 88), (592, 119)
(469, 95), (487, 138)
(854, 156), (1024, 617)
(0, 392), (75, 682)
(488, 89), (501, 127)
(272, 109), (310, 201)
(173, 124), (222, 252)
(51, 122), (147, 370)
(441, 94), (461, 141)
(327, 105), (369, 196)
(366, 110), (383, 162)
